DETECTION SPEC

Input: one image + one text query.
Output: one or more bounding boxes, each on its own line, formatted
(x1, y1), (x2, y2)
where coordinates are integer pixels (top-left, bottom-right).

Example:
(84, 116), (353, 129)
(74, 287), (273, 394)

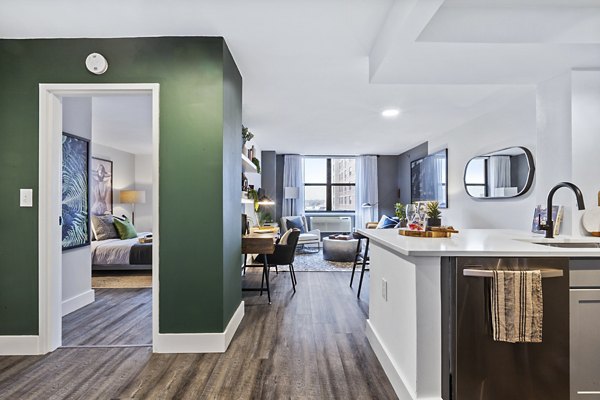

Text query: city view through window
(304, 158), (355, 212)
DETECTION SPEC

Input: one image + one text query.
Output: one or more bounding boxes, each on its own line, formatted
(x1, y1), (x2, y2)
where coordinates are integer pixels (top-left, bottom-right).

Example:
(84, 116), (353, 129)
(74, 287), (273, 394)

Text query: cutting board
(582, 191), (600, 237)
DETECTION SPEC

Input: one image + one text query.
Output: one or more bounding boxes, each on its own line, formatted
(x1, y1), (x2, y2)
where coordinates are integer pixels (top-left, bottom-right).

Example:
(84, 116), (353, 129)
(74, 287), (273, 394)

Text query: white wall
(62, 97), (94, 315)
(92, 143), (136, 221)
(535, 72), (574, 234)
(134, 154), (153, 232)
(428, 93), (537, 231)
(572, 70), (600, 235)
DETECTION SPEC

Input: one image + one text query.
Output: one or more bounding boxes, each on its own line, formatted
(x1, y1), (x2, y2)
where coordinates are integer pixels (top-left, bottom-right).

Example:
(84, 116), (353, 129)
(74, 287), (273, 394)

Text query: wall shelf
(242, 154), (257, 173)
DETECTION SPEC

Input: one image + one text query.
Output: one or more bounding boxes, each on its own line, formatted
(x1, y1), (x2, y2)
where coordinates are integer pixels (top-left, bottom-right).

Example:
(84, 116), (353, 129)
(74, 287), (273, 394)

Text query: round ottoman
(322, 237), (359, 262)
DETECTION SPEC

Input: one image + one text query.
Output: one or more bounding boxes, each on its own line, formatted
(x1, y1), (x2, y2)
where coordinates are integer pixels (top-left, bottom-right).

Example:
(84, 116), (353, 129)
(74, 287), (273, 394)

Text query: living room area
(241, 131), (431, 298)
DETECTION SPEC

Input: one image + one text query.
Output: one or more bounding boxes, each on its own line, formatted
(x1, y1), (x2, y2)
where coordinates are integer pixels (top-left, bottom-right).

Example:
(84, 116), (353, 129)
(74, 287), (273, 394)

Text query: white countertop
(356, 228), (600, 257)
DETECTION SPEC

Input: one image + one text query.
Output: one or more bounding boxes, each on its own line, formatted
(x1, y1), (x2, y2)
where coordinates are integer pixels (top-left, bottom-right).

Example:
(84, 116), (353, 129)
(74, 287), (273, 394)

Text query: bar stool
(350, 232), (370, 298)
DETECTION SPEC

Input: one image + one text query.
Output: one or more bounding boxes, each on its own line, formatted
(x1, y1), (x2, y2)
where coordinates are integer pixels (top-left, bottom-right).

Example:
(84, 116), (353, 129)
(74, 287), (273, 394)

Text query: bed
(91, 232), (153, 271)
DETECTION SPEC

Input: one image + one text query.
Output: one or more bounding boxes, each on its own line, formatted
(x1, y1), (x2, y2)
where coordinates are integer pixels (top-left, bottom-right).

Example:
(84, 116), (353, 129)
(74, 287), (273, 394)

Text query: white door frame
(38, 83), (160, 354)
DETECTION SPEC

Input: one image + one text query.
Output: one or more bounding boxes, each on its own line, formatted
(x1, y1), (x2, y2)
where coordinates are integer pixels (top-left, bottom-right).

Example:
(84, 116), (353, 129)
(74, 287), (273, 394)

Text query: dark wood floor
(0, 271), (397, 400)
(62, 288), (152, 347)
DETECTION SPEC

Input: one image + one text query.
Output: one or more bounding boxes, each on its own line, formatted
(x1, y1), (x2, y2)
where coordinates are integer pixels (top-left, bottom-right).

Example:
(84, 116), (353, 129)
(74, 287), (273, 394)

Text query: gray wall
(377, 156), (400, 218)
(275, 154), (285, 222)
(260, 150), (277, 222)
(510, 153), (529, 191)
(398, 142), (429, 205)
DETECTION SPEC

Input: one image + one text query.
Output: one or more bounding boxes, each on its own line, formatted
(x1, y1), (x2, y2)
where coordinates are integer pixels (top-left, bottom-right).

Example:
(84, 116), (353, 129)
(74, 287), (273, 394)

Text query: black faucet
(539, 182), (586, 238)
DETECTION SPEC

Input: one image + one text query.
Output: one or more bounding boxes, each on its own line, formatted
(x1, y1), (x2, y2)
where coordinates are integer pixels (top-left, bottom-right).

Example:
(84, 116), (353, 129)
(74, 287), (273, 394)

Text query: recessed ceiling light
(381, 108), (400, 118)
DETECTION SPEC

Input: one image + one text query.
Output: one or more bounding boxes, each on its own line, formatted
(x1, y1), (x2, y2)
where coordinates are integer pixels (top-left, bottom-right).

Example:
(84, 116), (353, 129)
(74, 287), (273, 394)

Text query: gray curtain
(488, 155), (511, 196)
(355, 155), (378, 230)
(282, 155), (305, 216)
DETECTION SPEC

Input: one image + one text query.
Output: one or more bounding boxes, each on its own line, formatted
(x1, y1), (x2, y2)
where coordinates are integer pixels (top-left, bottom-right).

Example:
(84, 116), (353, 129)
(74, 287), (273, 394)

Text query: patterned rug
(281, 250), (354, 272)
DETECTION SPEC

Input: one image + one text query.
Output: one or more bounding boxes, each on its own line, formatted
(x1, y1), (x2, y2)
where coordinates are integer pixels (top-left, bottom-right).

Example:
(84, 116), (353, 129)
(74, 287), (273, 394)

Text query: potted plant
(242, 125), (254, 146)
(251, 157), (261, 173)
(394, 202), (407, 228)
(426, 201), (442, 229)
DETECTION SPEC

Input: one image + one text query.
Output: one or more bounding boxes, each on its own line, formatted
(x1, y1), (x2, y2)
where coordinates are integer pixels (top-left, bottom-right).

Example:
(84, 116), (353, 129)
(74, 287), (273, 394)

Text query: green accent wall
(0, 37), (242, 335)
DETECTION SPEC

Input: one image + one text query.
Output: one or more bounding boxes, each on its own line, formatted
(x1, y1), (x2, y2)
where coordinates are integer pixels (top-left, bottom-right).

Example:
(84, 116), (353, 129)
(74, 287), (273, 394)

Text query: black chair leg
(289, 264), (296, 292)
(350, 239), (361, 287)
(243, 254), (247, 276)
(357, 239), (370, 299)
(264, 255), (271, 303)
(260, 265), (265, 296)
(275, 264), (278, 274)
(290, 263), (297, 285)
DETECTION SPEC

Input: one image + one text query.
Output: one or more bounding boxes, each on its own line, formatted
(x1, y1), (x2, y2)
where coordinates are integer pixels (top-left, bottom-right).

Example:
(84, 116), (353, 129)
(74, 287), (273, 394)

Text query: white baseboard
(366, 319), (415, 400)
(154, 301), (244, 353)
(0, 336), (40, 355)
(62, 289), (95, 316)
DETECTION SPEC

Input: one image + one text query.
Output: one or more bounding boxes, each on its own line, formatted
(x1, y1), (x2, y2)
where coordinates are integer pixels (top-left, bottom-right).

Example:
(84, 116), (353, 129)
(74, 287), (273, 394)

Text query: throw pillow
(376, 215), (399, 229)
(279, 229), (293, 245)
(285, 216), (306, 233)
(114, 218), (138, 240)
(91, 215), (119, 241)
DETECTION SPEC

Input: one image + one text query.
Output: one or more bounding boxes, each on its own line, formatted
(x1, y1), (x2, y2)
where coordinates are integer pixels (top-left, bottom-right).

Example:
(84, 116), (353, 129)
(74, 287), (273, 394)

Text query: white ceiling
(92, 95), (153, 155)
(1, 0), (600, 155)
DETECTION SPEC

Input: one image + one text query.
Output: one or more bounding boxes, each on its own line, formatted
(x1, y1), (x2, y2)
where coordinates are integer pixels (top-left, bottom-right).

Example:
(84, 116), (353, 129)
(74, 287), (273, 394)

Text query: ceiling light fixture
(381, 108), (400, 118)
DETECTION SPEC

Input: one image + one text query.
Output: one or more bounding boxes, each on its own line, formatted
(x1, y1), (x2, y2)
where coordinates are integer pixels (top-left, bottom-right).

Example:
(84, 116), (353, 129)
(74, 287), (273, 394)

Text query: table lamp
(119, 190), (146, 225)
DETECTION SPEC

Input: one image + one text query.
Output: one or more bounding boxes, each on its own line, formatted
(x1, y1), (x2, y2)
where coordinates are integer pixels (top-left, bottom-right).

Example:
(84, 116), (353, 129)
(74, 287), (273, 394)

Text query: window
(304, 157), (355, 212)
(464, 157), (487, 198)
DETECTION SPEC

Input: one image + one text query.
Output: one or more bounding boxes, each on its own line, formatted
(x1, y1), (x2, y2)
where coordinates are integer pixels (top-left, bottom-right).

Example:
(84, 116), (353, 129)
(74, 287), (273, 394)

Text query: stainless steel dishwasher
(441, 257), (570, 400)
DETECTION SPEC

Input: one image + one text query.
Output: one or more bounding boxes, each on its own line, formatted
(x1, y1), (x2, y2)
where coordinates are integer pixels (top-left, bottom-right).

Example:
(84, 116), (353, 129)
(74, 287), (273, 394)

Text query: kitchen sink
(532, 242), (600, 248)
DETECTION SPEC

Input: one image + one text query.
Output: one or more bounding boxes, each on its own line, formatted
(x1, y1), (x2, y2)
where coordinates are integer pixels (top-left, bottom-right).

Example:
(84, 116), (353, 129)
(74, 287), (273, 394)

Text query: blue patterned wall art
(62, 133), (90, 250)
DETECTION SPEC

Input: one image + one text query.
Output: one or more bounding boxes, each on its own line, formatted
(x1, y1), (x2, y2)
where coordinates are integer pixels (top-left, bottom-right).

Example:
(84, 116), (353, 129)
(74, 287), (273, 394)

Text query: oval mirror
(464, 146), (535, 199)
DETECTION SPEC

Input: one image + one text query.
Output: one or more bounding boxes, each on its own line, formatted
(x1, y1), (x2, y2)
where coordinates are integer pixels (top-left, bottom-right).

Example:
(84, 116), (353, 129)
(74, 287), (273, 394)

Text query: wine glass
(405, 204), (417, 225)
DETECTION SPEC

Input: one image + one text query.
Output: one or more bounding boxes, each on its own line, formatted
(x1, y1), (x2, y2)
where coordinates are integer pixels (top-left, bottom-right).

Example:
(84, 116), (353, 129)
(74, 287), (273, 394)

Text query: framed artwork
(62, 133), (90, 250)
(91, 157), (113, 216)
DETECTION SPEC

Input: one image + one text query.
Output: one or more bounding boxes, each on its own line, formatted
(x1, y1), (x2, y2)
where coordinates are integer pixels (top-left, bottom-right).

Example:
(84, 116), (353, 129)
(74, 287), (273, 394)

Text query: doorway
(38, 84), (159, 354)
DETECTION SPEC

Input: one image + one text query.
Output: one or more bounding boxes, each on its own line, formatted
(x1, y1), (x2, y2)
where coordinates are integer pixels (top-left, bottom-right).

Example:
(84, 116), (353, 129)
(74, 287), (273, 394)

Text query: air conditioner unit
(310, 216), (352, 233)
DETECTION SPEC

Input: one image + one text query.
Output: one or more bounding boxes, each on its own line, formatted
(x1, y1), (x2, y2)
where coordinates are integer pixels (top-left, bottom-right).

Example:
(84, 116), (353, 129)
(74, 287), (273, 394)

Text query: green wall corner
(0, 37), (242, 335)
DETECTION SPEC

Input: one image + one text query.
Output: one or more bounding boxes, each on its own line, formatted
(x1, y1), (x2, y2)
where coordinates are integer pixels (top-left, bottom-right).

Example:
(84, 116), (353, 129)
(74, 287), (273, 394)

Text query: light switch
(20, 189), (33, 207)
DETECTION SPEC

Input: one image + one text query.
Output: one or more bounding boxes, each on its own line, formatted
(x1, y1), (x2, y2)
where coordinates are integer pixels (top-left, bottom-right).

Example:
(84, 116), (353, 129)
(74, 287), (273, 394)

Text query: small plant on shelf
(251, 157), (261, 173)
(426, 201), (442, 228)
(242, 125), (254, 145)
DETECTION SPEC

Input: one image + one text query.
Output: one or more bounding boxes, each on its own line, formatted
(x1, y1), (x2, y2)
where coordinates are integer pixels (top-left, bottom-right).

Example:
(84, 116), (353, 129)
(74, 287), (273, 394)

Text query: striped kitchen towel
(490, 270), (543, 343)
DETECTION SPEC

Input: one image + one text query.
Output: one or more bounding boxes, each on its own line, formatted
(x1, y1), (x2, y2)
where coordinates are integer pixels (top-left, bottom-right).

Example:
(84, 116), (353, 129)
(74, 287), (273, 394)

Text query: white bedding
(91, 232), (151, 265)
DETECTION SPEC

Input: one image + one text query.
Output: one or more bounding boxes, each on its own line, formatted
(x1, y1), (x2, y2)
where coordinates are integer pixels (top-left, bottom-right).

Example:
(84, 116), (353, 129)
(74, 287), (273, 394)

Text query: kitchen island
(356, 228), (600, 400)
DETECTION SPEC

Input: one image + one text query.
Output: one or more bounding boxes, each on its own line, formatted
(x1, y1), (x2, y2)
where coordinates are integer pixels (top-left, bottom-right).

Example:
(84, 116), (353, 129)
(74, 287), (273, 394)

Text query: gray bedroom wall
(62, 97), (94, 316)
(92, 143), (136, 222)
(377, 155), (400, 218)
(398, 142), (429, 205)
(134, 154), (153, 232)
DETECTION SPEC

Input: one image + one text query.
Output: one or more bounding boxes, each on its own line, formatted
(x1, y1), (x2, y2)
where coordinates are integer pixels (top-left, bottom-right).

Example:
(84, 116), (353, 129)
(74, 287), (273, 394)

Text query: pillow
(376, 215), (399, 229)
(113, 218), (138, 240)
(285, 216), (306, 233)
(279, 229), (293, 245)
(91, 215), (119, 241)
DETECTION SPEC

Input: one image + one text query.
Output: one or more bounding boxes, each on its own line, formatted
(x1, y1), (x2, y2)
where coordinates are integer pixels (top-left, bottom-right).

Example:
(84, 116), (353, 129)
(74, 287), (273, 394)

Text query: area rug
(92, 271), (152, 288)
(248, 250), (354, 272)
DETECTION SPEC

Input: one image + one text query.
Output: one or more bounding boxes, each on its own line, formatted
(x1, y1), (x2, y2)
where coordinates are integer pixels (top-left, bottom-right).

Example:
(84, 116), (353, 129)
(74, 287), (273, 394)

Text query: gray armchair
(280, 215), (321, 251)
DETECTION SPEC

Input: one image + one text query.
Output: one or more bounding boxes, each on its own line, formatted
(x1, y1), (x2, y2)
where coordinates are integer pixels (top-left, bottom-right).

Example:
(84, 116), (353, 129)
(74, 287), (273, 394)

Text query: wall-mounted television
(410, 149), (448, 208)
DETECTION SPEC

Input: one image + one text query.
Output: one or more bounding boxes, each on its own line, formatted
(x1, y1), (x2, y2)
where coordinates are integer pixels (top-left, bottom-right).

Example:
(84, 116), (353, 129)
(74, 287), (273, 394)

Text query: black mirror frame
(463, 146), (535, 200)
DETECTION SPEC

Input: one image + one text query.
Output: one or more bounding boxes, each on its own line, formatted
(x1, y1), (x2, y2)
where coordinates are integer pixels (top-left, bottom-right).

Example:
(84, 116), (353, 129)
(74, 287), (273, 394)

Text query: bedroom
(61, 94), (154, 347)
